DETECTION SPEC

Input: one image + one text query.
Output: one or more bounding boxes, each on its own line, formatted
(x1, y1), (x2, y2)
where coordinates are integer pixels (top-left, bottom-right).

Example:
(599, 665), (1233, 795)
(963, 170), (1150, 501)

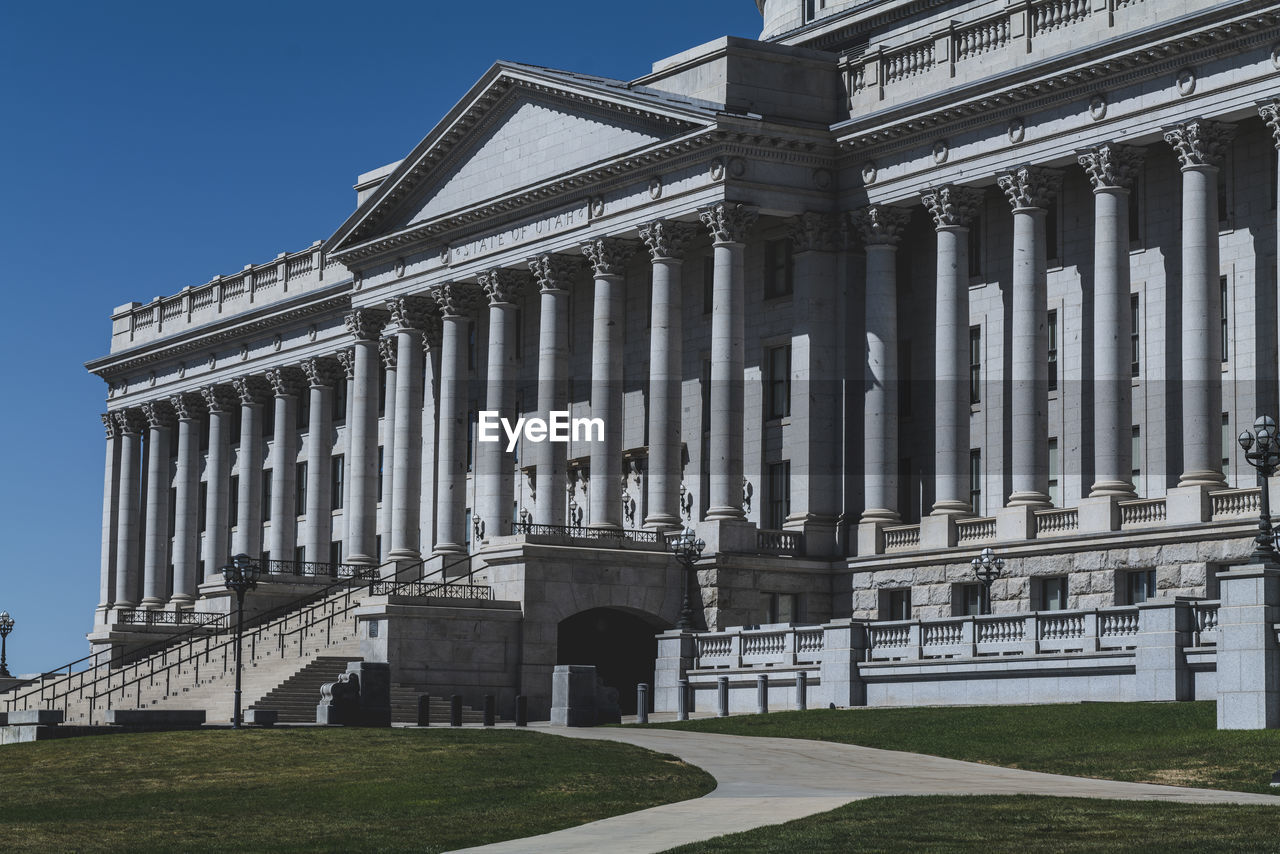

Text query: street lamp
(1237, 415), (1280, 564)
(970, 547), (1004, 616)
(221, 554), (261, 729)
(0, 611), (13, 678)
(668, 527), (706, 631)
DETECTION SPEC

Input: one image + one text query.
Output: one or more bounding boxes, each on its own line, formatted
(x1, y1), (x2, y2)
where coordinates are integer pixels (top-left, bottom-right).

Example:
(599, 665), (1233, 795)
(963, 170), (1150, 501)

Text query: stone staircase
(389, 685), (486, 725)
(249, 656), (361, 722)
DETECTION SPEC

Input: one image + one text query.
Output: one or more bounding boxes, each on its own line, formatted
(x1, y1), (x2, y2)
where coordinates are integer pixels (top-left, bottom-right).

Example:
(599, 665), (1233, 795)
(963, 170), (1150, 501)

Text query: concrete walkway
(447, 725), (1280, 854)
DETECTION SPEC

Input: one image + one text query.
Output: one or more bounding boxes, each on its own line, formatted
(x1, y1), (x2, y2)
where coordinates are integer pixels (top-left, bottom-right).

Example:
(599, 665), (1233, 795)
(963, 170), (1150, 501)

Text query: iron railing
(116, 610), (228, 628)
(511, 521), (660, 544)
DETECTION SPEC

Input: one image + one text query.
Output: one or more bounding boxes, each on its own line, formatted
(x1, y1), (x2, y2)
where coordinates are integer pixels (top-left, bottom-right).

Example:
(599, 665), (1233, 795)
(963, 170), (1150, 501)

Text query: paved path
(447, 725), (1280, 854)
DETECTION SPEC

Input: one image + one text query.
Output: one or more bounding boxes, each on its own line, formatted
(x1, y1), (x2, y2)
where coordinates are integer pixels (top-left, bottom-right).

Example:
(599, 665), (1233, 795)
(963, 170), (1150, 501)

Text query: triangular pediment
(329, 64), (718, 258)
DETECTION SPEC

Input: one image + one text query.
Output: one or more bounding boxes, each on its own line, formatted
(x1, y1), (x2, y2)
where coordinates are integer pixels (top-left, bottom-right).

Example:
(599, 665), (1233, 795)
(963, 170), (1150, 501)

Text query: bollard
(717, 676), (729, 717)
(757, 673), (769, 715)
(677, 678), (689, 721)
(515, 695), (528, 727)
(417, 694), (431, 727)
(796, 672), (808, 712)
(450, 694), (463, 727)
(636, 684), (649, 724)
(483, 695), (496, 727)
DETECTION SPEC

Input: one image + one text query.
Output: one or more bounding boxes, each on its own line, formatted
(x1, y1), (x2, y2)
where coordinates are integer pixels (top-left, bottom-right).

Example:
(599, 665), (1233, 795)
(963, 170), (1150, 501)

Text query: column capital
(386, 294), (438, 332)
(335, 348), (357, 380)
(431, 282), (482, 319)
(997, 165), (1062, 211)
(698, 202), (758, 245)
(580, 237), (638, 277)
(141, 399), (175, 429)
(199, 384), (239, 414)
(528, 254), (583, 293)
(1163, 120), (1236, 170)
(231, 375), (272, 406)
(1259, 99), (1280, 149)
(378, 336), (397, 369)
(921, 186), (984, 230)
(1077, 144), (1144, 191)
(265, 365), (307, 398)
(478, 268), (534, 305)
(168, 392), (207, 422)
(850, 204), (910, 246)
(300, 356), (343, 389)
(101, 411), (118, 439)
(344, 307), (389, 341)
(787, 212), (840, 253)
(639, 220), (695, 262)
(113, 408), (146, 436)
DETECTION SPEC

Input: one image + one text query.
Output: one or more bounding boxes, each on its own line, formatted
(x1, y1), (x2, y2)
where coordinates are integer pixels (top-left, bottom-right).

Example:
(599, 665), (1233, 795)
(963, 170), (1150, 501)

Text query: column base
(432, 543), (468, 558)
(385, 551), (422, 580)
(1006, 491), (1052, 508)
(1088, 479), (1137, 499)
(167, 594), (196, 609)
(138, 597), (165, 609)
(345, 553), (380, 569)
(1179, 470), (1228, 489)
(705, 506), (746, 522)
(859, 508), (900, 524)
(644, 513), (682, 531)
(930, 500), (972, 517)
(784, 513), (840, 557)
(1166, 484), (1212, 525)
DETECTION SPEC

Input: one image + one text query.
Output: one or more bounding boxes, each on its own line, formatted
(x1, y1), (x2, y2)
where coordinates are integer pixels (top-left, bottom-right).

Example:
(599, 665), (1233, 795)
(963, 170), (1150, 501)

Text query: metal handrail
(510, 521), (660, 544)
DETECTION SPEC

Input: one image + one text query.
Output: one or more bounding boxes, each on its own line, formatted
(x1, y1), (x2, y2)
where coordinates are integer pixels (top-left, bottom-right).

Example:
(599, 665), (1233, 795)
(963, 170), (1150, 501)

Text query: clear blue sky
(0, 1), (762, 673)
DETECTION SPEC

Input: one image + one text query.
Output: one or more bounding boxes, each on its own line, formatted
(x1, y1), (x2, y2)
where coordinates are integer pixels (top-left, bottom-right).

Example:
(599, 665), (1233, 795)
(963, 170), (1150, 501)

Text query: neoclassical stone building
(78, 0), (1280, 717)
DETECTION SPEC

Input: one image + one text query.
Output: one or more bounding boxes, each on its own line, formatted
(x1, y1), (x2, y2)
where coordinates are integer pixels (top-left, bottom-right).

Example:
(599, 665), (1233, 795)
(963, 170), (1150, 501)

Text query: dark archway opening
(557, 608), (663, 715)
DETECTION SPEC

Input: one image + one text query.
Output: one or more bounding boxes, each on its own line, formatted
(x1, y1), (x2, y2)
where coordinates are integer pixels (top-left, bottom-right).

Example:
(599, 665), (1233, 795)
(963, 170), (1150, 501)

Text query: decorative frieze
(997, 165), (1063, 211)
(698, 202), (758, 245)
(638, 220), (695, 262)
(921, 186), (984, 230)
(300, 356), (343, 389)
(580, 238), (637, 277)
(265, 366), (307, 398)
(478, 268), (534, 305)
(787, 212), (840, 253)
(528, 254), (583, 293)
(344, 308), (388, 342)
(1163, 120), (1236, 170)
(1077, 144), (1144, 191)
(850, 205), (911, 246)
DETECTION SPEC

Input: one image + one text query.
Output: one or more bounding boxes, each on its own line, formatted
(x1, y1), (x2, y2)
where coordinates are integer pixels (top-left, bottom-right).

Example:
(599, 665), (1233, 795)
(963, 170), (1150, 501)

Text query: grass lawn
(655, 701), (1280, 794)
(0, 728), (714, 853)
(661, 795), (1280, 853)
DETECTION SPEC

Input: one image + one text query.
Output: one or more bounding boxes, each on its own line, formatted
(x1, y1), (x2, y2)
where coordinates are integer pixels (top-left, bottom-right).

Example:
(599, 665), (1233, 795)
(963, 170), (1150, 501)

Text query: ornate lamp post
(1237, 415), (1280, 564)
(668, 527), (706, 631)
(0, 611), (14, 678)
(221, 554), (261, 728)
(970, 547), (1005, 616)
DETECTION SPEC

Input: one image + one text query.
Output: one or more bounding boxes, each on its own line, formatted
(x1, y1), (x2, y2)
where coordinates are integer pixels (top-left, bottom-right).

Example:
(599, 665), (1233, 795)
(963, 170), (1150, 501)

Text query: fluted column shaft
(433, 286), (473, 555)
(640, 222), (691, 529)
(141, 403), (172, 608)
(303, 372), (334, 566)
(345, 310), (385, 566)
(583, 239), (634, 529)
(113, 411), (143, 609)
(1165, 121), (1234, 487)
(170, 398), (201, 605)
(388, 297), (432, 562)
(378, 338), (397, 562)
(98, 415), (121, 619)
(477, 273), (524, 539)
(202, 387), (234, 580)
(1263, 102), (1280, 411)
(267, 372), (301, 563)
(530, 256), (574, 526)
(232, 381), (266, 558)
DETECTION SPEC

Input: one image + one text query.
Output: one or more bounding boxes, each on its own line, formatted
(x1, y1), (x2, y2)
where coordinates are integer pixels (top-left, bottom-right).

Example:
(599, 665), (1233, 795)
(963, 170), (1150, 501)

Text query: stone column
(639, 221), (693, 529)
(432, 283), (477, 555)
(112, 409), (145, 609)
(345, 308), (388, 567)
(98, 414), (121, 622)
(787, 213), (843, 553)
(168, 393), (205, 606)
(922, 187), (983, 516)
(699, 202), (758, 521)
(476, 269), (530, 540)
(581, 237), (636, 529)
(420, 321), (443, 554)
(386, 296), (434, 563)
(1263, 101), (1280, 413)
(998, 165), (1062, 507)
(231, 376), (270, 559)
(529, 255), (579, 527)
(266, 366), (305, 564)
(851, 205), (911, 525)
(336, 348), (356, 536)
(1217, 563), (1280, 729)
(140, 400), (174, 608)
(301, 357), (340, 567)
(200, 385), (236, 579)
(378, 336), (398, 561)
(1078, 144), (1144, 498)
(1164, 121), (1235, 488)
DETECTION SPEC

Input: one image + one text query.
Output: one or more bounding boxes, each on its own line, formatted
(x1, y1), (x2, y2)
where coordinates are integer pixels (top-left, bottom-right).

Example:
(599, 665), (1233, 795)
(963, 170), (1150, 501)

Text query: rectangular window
(969, 326), (982, 404)
(296, 397), (309, 431)
(1046, 197), (1061, 264)
(329, 540), (343, 567)
(764, 592), (799, 624)
(1218, 161), (1229, 227)
(168, 487), (177, 539)
(296, 462), (307, 514)
(262, 470), (272, 522)
(967, 216), (983, 279)
(969, 449), (982, 515)
(1130, 294), (1140, 377)
(702, 255), (714, 315)
(198, 482), (208, 534)
(767, 345), (791, 420)
(1036, 576), (1068, 611)
(228, 475), (239, 526)
(1122, 569), (1157, 605)
(1132, 426), (1142, 481)
(1047, 310), (1058, 392)
(1221, 277), (1229, 362)
(262, 402), (274, 438)
(1222, 413), (1231, 481)
(331, 455), (344, 510)
(1128, 174), (1141, 245)
(955, 582), (983, 617)
(333, 378), (347, 424)
(378, 368), (388, 417)
(465, 507), (472, 549)
(763, 238), (793, 299)
(294, 545), (306, 564)
(767, 461), (791, 530)
(377, 446), (384, 498)
(230, 413), (241, 446)
(881, 588), (912, 621)
(1048, 438), (1060, 507)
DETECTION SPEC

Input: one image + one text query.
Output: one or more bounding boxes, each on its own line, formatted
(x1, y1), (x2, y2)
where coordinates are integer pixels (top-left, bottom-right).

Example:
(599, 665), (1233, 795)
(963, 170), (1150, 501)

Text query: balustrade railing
(1031, 0), (1090, 35)
(955, 517), (997, 544)
(116, 610), (227, 628)
(1211, 488), (1260, 519)
(954, 15), (1010, 62)
(1119, 498), (1167, 527)
(1035, 507), (1079, 536)
(757, 529), (803, 555)
(1193, 600), (1220, 647)
(883, 524), (921, 552)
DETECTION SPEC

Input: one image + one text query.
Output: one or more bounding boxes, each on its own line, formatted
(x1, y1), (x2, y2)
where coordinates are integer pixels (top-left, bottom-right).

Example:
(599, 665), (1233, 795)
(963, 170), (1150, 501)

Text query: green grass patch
(662, 795), (1280, 853)
(655, 701), (1280, 794)
(0, 728), (714, 853)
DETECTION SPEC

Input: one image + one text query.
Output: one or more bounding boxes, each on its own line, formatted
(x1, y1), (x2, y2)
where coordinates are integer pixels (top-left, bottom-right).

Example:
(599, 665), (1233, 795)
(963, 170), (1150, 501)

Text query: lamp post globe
(1237, 415), (1280, 564)
(0, 611), (13, 678)
(221, 554), (261, 728)
(668, 527), (706, 631)
(970, 547), (1005, 616)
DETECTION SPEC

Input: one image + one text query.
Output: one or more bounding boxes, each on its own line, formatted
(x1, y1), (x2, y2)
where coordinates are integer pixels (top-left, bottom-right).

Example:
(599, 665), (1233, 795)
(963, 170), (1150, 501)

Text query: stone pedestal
(551, 664), (620, 727)
(856, 520), (885, 556)
(1134, 599), (1192, 701)
(818, 620), (867, 708)
(919, 514), (957, 550)
(1166, 485), (1212, 525)
(996, 505), (1036, 542)
(654, 630), (695, 713)
(1217, 563), (1280, 729)
(1078, 496), (1121, 534)
(696, 519), (756, 557)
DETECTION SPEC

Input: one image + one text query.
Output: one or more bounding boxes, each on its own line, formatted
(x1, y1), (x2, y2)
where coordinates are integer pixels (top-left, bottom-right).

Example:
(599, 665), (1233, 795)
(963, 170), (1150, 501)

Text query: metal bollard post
(757, 673), (769, 715)
(796, 671), (808, 712)
(417, 694), (431, 727)
(515, 695), (528, 727)
(677, 678), (689, 721)
(450, 694), (463, 727)
(717, 676), (729, 717)
(483, 695), (496, 727)
(636, 684), (649, 724)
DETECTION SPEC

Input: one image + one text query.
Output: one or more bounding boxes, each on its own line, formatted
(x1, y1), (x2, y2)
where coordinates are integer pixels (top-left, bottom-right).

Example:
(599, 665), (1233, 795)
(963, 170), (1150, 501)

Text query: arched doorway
(557, 608), (665, 715)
